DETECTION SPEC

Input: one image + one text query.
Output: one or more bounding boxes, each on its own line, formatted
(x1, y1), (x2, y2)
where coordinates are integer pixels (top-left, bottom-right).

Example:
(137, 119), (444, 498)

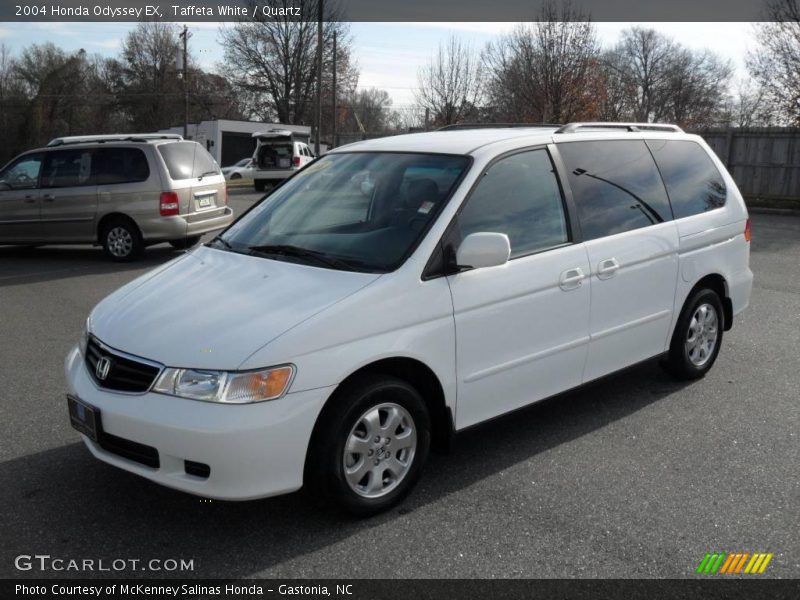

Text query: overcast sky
(0, 21), (756, 109)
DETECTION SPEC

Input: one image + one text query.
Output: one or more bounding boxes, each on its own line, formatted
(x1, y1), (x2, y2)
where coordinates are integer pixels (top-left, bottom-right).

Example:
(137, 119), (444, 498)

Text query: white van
(251, 129), (315, 191)
(65, 123), (752, 515)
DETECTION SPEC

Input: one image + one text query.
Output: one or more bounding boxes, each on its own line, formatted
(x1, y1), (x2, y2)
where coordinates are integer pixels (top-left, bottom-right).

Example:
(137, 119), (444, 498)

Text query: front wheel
(307, 374), (431, 516)
(663, 288), (724, 380)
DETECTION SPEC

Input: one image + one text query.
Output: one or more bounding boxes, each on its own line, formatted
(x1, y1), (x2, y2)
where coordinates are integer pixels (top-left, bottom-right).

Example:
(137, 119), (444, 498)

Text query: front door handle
(597, 258), (620, 279)
(42, 194), (56, 202)
(559, 267), (585, 291)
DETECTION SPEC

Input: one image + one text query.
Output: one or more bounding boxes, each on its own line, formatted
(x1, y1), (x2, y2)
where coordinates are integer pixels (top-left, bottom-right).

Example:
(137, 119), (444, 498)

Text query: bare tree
(341, 88), (393, 132)
(608, 27), (677, 122)
(415, 35), (483, 126)
(117, 22), (183, 131)
(663, 48), (732, 128)
(482, 1), (600, 123)
(219, 0), (357, 136)
(747, 0), (800, 124)
(605, 27), (732, 127)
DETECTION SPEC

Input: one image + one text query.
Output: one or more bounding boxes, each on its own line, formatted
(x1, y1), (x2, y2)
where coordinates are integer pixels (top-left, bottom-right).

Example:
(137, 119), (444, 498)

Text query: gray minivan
(0, 134), (233, 261)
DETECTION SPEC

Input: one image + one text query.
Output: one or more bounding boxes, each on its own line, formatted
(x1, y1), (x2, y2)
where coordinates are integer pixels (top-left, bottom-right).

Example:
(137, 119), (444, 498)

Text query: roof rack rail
(437, 123), (562, 131)
(47, 133), (184, 147)
(554, 122), (683, 134)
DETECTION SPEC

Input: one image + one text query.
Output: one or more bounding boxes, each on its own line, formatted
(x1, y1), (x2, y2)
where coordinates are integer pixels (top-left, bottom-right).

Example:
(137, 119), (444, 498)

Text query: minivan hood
(89, 245), (380, 370)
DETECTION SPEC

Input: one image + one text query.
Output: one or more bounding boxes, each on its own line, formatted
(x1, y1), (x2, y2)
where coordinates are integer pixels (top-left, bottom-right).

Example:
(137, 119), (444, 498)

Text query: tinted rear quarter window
(93, 147), (150, 184)
(557, 140), (672, 241)
(158, 142), (220, 180)
(646, 139), (727, 219)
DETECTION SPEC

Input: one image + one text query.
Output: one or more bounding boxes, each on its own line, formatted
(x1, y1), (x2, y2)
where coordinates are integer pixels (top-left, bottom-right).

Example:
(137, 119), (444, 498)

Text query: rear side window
(558, 140), (672, 241)
(92, 148), (150, 184)
(41, 149), (93, 188)
(157, 142), (220, 180)
(646, 139), (727, 218)
(457, 149), (569, 258)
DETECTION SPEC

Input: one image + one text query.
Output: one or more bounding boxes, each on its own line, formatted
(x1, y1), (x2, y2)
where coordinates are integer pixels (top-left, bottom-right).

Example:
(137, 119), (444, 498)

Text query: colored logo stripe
(697, 553), (773, 575)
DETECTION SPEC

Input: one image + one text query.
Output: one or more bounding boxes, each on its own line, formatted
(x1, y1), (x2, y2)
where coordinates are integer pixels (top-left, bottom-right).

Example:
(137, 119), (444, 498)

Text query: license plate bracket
(67, 395), (100, 442)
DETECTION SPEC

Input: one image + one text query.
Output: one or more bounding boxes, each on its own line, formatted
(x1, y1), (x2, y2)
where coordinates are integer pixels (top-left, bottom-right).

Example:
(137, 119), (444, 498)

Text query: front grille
(98, 431), (160, 468)
(85, 337), (161, 393)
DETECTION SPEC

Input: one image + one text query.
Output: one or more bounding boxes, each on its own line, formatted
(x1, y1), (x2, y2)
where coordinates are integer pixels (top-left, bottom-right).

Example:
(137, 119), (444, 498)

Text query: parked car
(65, 122), (752, 514)
(221, 157), (255, 181)
(0, 134), (233, 261)
(251, 129), (315, 191)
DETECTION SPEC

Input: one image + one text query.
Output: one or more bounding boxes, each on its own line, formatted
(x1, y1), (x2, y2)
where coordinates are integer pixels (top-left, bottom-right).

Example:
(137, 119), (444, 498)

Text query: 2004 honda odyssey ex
(65, 122), (753, 515)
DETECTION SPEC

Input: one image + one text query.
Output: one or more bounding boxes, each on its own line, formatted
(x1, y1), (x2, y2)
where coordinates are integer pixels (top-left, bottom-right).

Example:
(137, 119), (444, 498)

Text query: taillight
(292, 156), (301, 167)
(744, 217), (751, 242)
(159, 192), (180, 216)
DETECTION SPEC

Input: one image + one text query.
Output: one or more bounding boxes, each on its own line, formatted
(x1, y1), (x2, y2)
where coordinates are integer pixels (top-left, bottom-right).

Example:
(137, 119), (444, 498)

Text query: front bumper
(64, 346), (332, 500)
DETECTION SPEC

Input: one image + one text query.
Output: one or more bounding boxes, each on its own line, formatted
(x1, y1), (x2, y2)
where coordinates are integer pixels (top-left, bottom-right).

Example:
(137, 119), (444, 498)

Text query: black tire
(101, 217), (143, 262)
(230, 172), (242, 180)
(306, 374), (431, 516)
(169, 235), (201, 250)
(663, 288), (725, 380)
(254, 179), (266, 192)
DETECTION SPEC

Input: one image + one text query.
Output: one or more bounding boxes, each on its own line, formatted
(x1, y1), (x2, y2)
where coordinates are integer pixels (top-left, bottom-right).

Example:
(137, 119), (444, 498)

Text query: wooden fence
(692, 128), (800, 202)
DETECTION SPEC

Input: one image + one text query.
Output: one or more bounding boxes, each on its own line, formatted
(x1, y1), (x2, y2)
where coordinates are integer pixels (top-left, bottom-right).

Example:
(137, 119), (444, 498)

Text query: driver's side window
(0, 153), (43, 191)
(457, 149), (569, 259)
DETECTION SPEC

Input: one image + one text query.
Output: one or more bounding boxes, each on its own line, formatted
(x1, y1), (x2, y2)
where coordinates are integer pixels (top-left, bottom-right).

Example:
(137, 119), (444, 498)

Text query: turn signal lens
(744, 218), (751, 242)
(224, 366), (294, 404)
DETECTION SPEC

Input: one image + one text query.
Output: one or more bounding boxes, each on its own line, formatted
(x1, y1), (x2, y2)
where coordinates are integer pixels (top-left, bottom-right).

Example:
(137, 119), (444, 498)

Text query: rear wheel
(663, 288), (724, 380)
(169, 235), (201, 250)
(307, 374), (431, 516)
(101, 218), (143, 262)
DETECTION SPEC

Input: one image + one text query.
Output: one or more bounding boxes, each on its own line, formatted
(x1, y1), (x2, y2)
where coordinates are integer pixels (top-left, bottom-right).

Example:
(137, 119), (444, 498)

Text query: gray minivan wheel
(101, 218), (143, 262)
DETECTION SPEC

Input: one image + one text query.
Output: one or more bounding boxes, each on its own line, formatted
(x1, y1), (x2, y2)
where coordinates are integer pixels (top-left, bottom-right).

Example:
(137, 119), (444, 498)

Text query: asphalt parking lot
(1, 198), (798, 579)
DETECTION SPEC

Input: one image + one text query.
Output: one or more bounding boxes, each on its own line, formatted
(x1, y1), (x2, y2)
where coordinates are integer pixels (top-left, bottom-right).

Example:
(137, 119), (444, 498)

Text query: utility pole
(331, 30), (337, 149)
(179, 25), (191, 139)
(315, 0), (323, 156)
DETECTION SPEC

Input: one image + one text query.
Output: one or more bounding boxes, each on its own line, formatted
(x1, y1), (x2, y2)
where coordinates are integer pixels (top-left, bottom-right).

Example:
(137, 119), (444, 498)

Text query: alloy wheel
(343, 402), (417, 499)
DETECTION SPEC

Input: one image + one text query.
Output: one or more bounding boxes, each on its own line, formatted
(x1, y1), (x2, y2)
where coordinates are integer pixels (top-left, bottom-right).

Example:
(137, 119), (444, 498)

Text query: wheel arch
(96, 212), (141, 244)
(686, 273), (733, 331)
(304, 357), (454, 476)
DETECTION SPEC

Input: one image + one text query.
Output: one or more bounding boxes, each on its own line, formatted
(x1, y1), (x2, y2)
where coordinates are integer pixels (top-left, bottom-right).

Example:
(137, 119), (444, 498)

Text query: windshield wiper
(207, 236), (234, 251)
(247, 244), (357, 271)
(197, 170), (219, 180)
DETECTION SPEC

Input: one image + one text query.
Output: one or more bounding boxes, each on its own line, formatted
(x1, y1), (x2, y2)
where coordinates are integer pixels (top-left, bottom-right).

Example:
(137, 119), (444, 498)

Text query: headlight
(152, 365), (294, 404)
(79, 318), (90, 356)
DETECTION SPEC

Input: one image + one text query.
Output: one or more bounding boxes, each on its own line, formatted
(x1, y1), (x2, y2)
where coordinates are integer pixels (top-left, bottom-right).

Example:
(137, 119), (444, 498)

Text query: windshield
(217, 152), (470, 272)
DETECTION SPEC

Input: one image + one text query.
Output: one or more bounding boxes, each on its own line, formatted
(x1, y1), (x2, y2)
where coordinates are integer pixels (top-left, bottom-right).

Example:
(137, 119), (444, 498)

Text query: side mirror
(456, 232), (511, 270)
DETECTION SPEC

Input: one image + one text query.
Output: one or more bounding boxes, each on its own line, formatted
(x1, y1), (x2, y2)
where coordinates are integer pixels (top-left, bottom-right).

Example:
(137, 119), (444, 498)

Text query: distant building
(159, 120), (314, 167)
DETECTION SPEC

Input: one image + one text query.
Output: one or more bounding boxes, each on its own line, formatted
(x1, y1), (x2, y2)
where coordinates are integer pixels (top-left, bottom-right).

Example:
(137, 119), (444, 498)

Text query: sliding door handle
(559, 267), (585, 291)
(597, 258), (620, 279)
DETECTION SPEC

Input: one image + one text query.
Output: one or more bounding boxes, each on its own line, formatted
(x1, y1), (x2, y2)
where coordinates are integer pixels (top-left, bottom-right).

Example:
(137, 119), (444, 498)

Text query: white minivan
(65, 123), (752, 515)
